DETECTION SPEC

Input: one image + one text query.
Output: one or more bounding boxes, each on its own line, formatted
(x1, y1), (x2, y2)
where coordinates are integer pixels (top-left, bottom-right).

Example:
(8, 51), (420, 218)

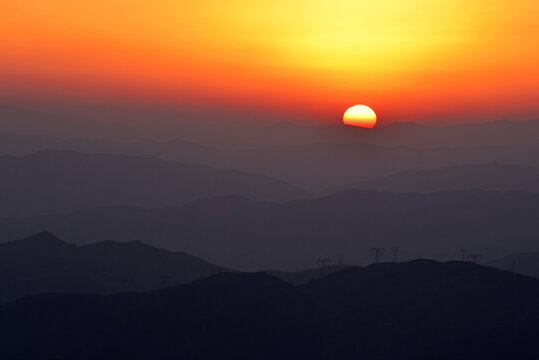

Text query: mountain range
(488, 252), (539, 280)
(2, 106), (539, 149)
(2, 190), (539, 270)
(2, 260), (539, 359)
(4, 128), (539, 190)
(2, 105), (539, 358)
(341, 163), (539, 193)
(0, 150), (305, 217)
(0, 232), (372, 304)
(0, 232), (229, 304)
(266, 264), (358, 285)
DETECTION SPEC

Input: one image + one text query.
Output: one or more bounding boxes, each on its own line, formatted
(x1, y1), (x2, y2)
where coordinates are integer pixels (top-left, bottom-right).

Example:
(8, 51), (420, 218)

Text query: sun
(343, 105), (377, 128)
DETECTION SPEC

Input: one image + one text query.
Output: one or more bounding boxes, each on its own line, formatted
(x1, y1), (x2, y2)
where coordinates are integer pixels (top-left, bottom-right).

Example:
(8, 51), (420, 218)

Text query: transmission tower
(369, 248), (385, 263)
(120, 279), (133, 291)
(512, 259), (517, 273)
(460, 249), (467, 261)
(392, 248), (398, 263)
(467, 253), (483, 263)
(316, 258), (331, 268)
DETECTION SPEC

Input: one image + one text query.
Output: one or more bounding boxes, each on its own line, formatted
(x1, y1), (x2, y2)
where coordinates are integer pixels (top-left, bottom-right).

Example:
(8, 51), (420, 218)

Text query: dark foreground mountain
(488, 252), (539, 279)
(268, 264), (359, 285)
(0, 232), (229, 304)
(0, 150), (305, 217)
(1, 190), (538, 270)
(1, 260), (539, 359)
(343, 164), (539, 193)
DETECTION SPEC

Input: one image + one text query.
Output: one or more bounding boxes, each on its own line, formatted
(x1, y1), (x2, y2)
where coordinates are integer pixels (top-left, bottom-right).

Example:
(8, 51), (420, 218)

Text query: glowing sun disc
(343, 105), (377, 128)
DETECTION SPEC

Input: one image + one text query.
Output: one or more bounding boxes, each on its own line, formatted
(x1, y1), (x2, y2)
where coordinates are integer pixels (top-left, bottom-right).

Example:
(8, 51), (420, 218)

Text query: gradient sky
(1, 0), (538, 124)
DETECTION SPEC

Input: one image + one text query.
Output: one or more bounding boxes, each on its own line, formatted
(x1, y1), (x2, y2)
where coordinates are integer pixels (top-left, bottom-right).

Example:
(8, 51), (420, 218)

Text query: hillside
(1, 260), (539, 359)
(343, 164), (539, 193)
(268, 265), (358, 285)
(4, 125), (539, 191)
(1, 190), (538, 270)
(488, 252), (539, 279)
(0, 150), (305, 217)
(0, 232), (229, 304)
(2, 106), (539, 149)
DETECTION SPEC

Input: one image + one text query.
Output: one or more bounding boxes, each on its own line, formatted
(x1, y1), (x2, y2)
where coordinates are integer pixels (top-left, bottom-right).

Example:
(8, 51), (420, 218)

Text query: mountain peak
(0, 232), (68, 253)
(15, 231), (64, 245)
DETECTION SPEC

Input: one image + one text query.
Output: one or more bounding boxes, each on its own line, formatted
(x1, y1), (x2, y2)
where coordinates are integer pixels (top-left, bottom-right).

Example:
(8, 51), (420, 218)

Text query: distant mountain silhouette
(2, 190), (539, 270)
(0, 232), (229, 304)
(340, 164), (539, 193)
(0, 150), (305, 217)
(488, 252), (539, 279)
(226, 142), (539, 190)
(2, 260), (539, 359)
(5, 129), (539, 190)
(0, 130), (224, 164)
(0, 105), (130, 140)
(2, 105), (539, 149)
(358, 119), (539, 148)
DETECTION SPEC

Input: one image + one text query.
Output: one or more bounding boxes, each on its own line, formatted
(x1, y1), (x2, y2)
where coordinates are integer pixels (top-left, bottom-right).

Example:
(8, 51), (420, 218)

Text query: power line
(392, 248), (398, 263)
(369, 248), (385, 263)
(467, 253), (483, 263)
(316, 258), (331, 268)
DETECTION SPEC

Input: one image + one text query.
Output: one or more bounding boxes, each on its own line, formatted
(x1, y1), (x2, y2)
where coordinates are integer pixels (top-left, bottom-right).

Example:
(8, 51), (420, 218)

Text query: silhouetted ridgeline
(223, 142), (539, 191)
(0, 232), (229, 304)
(1, 260), (539, 359)
(341, 163), (539, 193)
(2, 106), (539, 149)
(489, 252), (539, 279)
(1, 190), (538, 270)
(266, 264), (359, 285)
(0, 129), (222, 163)
(4, 128), (539, 191)
(0, 150), (305, 217)
(0, 232), (370, 304)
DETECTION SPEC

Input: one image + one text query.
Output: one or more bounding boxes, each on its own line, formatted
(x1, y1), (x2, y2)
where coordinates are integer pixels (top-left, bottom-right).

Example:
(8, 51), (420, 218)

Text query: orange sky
(1, 0), (538, 124)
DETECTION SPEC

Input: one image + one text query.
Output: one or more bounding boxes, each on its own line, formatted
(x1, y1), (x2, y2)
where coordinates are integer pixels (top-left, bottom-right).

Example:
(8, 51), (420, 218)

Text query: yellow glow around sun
(0, 0), (537, 118)
(343, 105), (377, 128)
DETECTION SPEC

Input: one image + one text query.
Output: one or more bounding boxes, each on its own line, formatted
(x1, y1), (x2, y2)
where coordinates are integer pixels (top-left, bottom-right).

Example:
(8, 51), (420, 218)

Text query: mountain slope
(0, 232), (230, 304)
(488, 252), (539, 279)
(343, 164), (539, 193)
(0, 130), (225, 164)
(0, 150), (305, 217)
(1, 261), (539, 359)
(301, 260), (539, 358)
(5, 129), (539, 191)
(268, 265), (358, 285)
(1, 190), (539, 270)
(2, 106), (539, 149)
